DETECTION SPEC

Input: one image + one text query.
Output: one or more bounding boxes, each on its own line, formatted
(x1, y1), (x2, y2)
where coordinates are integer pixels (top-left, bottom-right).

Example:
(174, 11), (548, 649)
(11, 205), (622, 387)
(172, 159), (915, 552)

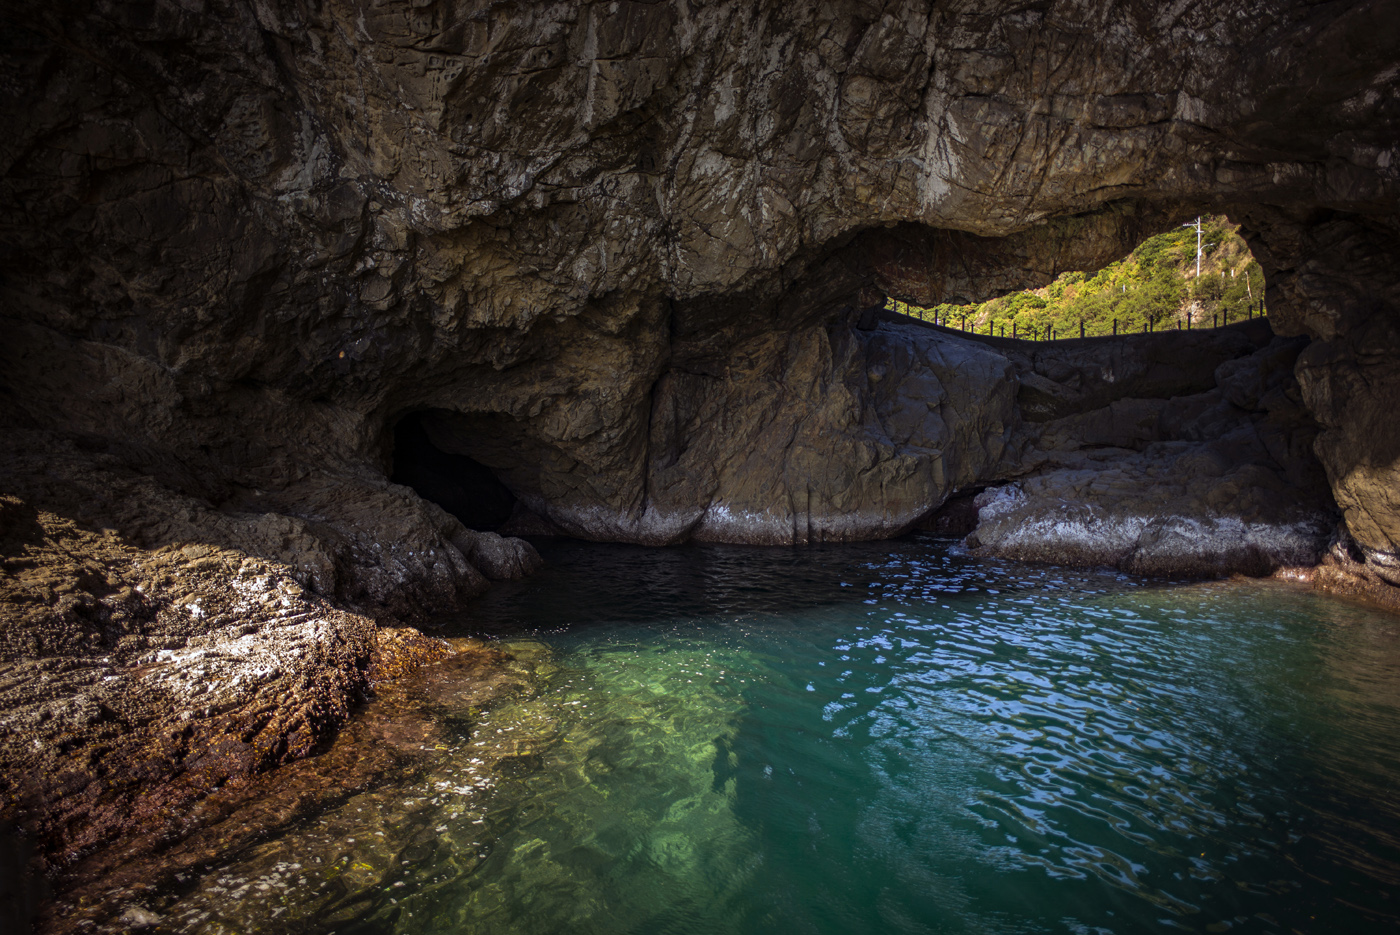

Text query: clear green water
(143, 538), (1400, 934)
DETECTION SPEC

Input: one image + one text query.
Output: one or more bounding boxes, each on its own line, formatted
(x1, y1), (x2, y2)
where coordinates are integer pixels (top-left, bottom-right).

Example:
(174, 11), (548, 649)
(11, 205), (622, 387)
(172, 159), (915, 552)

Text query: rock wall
(3, 1), (1397, 598)
(1268, 214), (1400, 595)
(963, 322), (1337, 576)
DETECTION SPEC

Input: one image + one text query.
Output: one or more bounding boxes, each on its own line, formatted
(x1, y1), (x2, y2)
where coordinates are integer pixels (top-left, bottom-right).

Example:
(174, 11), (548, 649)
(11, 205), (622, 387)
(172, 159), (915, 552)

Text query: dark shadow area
(0, 820), (41, 935)
(435, 534), (1181, 637)
(916, 487), (985, 537)
(391, 412), (516, 532)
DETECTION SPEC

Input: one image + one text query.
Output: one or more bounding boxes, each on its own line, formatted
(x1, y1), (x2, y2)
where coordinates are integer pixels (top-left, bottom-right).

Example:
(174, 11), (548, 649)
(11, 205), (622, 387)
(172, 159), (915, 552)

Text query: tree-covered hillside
(886, 216), (1268, 339)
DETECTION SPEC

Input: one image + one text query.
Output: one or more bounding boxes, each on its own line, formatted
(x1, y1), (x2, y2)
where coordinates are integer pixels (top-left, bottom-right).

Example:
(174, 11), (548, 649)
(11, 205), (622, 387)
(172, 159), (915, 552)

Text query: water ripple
(126, 537), (1400, 935)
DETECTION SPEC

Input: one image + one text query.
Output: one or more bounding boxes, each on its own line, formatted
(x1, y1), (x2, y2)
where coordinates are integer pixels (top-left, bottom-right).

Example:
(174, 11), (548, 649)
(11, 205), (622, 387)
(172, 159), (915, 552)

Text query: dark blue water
(150, 537), (1400, 934)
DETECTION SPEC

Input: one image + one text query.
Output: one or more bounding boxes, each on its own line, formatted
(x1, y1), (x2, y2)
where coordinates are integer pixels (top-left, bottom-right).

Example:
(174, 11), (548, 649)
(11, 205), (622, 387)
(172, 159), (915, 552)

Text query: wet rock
(967, 475), (1332, 578)
(0, 484), (377, 879)
(1313, 529), (1400, 615)
(966, 335), (1338, 577)
(118, 906), (162, 929)
(366, 628), (455, 684)
(39, 637), (551, 935)
(401, 642), (526, 721)
(452, 530), (544, 581)
(0, 0), (1395, 571)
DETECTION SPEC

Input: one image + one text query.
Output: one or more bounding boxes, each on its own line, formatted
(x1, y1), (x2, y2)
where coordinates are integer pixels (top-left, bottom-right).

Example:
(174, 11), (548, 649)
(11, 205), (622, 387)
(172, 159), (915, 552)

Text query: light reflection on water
(128, 537), (1400, 934)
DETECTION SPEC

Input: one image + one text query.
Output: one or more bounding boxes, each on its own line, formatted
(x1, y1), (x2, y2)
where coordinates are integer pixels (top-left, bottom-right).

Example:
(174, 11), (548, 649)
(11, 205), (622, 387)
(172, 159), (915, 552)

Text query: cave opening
(391, 411), (517, 532)
(884, 214), (1267, 340)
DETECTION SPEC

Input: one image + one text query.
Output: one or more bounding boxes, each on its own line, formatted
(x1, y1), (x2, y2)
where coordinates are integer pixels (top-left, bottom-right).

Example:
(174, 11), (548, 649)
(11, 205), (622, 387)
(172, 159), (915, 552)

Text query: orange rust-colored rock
(1312, 532), (1400, 616)
(366, 627), (456, 684)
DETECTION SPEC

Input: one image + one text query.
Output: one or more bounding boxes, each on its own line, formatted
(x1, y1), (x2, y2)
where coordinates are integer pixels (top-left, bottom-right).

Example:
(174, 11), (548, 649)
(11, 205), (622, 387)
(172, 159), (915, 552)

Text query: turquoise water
(138, 537), (1400, 934)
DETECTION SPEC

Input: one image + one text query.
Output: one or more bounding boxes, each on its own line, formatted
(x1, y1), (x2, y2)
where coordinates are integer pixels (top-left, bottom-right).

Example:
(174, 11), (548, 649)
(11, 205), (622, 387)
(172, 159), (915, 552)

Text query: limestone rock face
(967, 331), (1338, 576)
(3, 0), (1397, 591)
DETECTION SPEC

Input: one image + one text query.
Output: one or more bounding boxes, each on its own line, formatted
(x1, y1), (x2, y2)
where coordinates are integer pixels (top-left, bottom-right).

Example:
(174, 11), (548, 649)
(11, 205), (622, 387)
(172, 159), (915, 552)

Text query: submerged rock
(40, 638), (551, 935)
(366, 627), (456, 684)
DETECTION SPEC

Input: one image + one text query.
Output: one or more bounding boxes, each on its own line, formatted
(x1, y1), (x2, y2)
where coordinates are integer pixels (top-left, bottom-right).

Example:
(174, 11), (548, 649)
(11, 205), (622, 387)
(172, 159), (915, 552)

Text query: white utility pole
(1181, 216), (1203, 277)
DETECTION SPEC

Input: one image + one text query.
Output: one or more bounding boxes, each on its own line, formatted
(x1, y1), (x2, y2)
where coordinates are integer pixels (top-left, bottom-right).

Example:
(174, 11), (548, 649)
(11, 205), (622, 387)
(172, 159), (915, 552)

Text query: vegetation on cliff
(888, 216), (1267, 339)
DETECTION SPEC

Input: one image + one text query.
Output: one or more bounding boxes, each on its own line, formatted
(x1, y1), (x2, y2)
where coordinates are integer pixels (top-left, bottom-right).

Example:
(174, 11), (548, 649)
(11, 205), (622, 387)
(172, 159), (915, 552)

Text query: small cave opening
(390, 411), (517, 532)
(882, 214), (1268, 341)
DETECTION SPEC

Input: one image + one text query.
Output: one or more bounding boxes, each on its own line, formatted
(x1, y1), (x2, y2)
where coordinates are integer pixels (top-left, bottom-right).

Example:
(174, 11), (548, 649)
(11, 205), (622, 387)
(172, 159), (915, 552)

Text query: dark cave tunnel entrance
(391, 411), (517, 532)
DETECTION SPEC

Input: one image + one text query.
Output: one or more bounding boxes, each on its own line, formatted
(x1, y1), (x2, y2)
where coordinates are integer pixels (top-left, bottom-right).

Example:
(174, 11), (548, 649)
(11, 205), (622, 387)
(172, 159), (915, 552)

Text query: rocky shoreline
(0, 314), (1379, 931)
(33, 635), (546, 935)
(1, 310), (1391, 934)
(3, 0), (1400, 928)
(0, 428), (541, 926)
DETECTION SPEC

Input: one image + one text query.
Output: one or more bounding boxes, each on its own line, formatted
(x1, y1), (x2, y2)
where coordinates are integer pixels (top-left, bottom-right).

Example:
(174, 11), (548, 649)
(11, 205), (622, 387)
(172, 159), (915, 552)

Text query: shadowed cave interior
(391, 412), (517, 532)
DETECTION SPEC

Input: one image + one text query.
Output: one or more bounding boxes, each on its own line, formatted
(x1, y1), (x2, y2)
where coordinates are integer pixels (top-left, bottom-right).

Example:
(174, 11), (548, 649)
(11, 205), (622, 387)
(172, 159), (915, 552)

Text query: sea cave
(2, 1), (1399, 932)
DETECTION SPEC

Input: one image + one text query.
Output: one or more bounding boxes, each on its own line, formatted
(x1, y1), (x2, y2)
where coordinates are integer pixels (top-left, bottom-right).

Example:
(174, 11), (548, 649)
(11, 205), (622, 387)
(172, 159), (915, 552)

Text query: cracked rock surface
(0, 428), (527, 889)
(0, 481), (375, 878)
(3, 0), (1396, 565)
(870, 318), (1340, 579)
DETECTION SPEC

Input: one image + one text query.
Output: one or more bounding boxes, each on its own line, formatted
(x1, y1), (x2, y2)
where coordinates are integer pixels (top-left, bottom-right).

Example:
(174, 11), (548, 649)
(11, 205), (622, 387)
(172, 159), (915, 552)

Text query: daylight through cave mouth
(884, 214), (1268, 340)
(391, 411), (517, 532)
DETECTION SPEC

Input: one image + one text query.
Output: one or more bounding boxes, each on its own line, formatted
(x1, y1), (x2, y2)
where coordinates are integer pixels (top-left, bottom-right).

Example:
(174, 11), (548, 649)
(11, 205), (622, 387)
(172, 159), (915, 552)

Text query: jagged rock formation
(2, 0), (1400, 901)
(0, 424), (537, 889)
(962, 323), (1336, 575)
(4, 0), (1397, 576)
(0, 470), (376, 877)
